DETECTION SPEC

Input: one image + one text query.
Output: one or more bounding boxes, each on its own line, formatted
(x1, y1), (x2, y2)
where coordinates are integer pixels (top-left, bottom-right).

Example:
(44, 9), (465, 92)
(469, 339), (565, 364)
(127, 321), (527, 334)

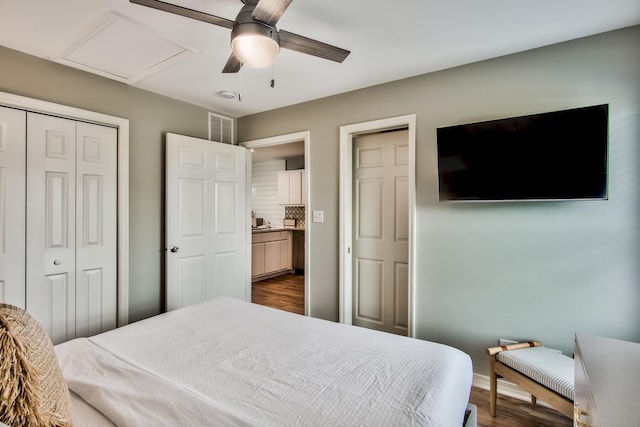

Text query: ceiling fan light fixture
(231, 22), (280, 68)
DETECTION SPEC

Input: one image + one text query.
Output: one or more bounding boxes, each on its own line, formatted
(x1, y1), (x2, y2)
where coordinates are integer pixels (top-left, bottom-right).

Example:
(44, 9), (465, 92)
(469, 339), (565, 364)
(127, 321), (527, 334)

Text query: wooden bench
(486, 341), (574, 419)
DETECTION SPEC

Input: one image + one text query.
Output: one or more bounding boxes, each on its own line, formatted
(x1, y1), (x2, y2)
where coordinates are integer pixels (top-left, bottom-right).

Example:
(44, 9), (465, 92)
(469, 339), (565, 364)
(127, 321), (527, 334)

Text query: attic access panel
(53, 11), (198, 83)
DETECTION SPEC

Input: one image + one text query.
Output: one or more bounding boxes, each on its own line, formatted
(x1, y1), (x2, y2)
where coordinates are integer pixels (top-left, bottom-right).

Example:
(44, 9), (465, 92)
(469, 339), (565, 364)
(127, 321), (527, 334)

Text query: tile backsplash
(285, 206), (305, 227)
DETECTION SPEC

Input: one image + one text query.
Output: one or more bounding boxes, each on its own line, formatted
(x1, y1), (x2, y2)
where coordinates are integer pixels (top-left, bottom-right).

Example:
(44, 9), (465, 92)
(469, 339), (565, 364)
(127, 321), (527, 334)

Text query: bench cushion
(497, 346), (574, 400)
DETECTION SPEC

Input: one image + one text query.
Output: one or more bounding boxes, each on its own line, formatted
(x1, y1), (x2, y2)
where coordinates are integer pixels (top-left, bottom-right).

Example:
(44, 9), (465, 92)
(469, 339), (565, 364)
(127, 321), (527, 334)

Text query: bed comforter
(55, 297), (472, 426)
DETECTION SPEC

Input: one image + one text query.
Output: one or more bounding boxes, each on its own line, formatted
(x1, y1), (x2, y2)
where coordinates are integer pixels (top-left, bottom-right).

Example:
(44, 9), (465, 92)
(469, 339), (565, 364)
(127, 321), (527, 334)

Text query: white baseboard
(473, 374), (553, 409)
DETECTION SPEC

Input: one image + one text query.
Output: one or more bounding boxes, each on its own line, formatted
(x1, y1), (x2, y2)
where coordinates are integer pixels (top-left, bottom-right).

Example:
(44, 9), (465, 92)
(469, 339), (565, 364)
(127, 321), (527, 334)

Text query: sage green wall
(238, 26), (640, 375)
(0, 45), (211, 322)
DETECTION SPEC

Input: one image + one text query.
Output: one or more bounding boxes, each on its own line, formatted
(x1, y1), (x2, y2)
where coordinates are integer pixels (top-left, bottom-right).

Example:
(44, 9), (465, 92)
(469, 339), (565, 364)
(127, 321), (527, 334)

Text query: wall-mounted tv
(436, 104), (609, 202)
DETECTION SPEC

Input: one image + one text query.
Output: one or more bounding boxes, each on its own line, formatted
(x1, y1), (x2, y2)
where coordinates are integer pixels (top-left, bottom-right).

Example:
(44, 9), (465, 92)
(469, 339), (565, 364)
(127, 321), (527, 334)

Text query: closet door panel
(76, 268), (104, 337)
(0, 106), (26, 306)
(46, 272), (72, 345)
(75, 122), (117, 335)
(27, 112), (77, 343)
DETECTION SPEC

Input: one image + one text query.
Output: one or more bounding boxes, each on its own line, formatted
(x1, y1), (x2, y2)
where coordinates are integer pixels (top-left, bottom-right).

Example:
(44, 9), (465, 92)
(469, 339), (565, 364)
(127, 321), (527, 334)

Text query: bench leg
(531, 395), (537, 406)
(489, 356), (497, 417)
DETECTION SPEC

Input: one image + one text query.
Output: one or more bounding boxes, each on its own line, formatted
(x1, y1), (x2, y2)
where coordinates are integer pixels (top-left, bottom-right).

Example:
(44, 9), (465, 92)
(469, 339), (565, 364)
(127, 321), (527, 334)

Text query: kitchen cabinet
(252, 231), (292, 280)
(277, 170), (305, 205)
(264, 240), (281, 273)
(251, 242), (265, 276)
(292, 230), (305, 272)
(280, 237), (292, 270)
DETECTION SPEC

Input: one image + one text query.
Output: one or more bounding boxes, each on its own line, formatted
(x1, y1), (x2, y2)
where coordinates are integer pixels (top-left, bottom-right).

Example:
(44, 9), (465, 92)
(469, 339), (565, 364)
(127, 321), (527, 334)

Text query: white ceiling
(1, 0), (639, 118)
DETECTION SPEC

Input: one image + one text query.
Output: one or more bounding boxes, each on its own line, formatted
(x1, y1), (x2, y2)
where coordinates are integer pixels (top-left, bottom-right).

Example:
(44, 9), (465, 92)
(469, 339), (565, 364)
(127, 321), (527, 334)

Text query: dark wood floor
(251, 273), (305, 315)
(252, 275), (572, 426)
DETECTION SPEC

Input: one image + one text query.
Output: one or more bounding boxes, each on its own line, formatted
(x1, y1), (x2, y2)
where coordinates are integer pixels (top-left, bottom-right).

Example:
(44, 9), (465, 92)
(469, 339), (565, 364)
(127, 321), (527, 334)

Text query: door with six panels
(1, 108), (117, 344)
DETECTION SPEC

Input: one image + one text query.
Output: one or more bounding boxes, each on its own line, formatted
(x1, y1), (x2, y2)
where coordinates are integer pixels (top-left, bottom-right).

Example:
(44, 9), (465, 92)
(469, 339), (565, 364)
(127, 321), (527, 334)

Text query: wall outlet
(499, 338), (518, 346)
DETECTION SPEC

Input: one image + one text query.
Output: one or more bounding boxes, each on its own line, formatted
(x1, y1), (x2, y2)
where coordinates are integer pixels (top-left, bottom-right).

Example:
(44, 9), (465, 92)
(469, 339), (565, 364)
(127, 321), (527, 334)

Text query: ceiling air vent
(209, 112), (235, 145)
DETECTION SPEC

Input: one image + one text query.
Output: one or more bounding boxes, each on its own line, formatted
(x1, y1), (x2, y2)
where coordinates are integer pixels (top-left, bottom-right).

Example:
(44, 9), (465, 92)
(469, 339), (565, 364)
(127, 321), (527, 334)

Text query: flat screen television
(436, 104), (609, 202)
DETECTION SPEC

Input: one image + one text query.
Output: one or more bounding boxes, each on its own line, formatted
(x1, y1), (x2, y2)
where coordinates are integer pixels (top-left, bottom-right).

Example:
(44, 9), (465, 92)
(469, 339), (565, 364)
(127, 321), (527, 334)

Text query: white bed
(55, 297), (473, 426)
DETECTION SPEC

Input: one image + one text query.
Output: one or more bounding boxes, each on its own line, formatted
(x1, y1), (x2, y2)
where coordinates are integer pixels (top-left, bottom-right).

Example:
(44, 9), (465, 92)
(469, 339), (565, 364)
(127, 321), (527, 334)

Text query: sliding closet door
(0, 106), (26, 307)
(26, 113), (117, 344)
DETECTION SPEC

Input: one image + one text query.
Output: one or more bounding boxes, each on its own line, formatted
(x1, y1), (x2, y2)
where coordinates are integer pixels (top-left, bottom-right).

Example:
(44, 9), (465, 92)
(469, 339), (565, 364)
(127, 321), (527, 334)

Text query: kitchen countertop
(252, 227), (305, 234)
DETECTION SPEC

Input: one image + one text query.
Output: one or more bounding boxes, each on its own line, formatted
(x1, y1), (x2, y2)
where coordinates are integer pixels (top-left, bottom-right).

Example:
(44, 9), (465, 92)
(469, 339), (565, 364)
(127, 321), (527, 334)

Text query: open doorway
(241, 131), (310, 316)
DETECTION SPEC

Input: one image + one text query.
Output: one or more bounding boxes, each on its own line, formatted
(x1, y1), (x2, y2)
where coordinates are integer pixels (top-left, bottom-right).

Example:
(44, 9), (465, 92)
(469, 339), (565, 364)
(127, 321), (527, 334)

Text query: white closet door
(27, 113), (77, 344)
(26, 113), (117, 344)
(0, 106), (26, 306)
(75, 122), (117, 337)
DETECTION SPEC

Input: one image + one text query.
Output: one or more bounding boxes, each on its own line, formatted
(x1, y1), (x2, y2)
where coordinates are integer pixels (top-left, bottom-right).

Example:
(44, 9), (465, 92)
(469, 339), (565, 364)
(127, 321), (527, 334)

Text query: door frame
(0, 91), (130, 326)
(339, 115), (416, 337)
(241, 131), (310, 316)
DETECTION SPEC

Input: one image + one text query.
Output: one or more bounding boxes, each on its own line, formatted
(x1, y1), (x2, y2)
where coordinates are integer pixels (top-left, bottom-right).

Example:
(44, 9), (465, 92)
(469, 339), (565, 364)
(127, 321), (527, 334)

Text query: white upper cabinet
(277, 170), (305, 205)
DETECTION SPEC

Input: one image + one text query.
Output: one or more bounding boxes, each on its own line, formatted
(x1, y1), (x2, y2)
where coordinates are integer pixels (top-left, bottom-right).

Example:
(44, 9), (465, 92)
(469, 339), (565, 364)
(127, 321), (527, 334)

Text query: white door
(352, 130), (409, 335)
(0, 106), (26, 306)
(26, 113), (117, 344)
(74, 121), (118, 337)
(166, 133), (248, 311)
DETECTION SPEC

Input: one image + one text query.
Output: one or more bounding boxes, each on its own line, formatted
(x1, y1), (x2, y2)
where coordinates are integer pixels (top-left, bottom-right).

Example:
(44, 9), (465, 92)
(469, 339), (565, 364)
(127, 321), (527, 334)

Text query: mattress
(55, 297), (472, 426)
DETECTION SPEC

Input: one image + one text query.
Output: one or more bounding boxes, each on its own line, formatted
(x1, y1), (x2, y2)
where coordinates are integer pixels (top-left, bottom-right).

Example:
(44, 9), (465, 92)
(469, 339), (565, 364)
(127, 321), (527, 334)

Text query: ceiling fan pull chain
(238, 69), (244, 101)
(270, 64), (275, 88)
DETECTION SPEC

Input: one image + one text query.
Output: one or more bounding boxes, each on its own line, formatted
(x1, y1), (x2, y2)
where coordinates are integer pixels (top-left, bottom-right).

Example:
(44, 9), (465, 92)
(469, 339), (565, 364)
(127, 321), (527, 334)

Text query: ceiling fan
(129, 0), (351, 73)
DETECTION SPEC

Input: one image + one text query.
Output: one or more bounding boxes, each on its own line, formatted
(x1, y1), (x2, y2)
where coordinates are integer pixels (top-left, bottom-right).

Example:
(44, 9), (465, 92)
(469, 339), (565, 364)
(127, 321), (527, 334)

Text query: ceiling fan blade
(222, 53), (243, 73)
(279, 30), (350, 63)
(129, 0), (235, 30)
(252, 0), (293, 26)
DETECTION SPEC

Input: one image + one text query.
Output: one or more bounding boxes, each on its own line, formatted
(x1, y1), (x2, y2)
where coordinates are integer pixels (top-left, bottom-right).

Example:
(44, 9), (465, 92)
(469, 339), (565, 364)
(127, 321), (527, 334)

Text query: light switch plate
(312, 210), (324, 223)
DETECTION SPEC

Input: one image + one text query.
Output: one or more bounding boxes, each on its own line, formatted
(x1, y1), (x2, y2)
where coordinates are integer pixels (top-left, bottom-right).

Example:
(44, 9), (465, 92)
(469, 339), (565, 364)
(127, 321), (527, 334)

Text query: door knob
(53, 259), (62, 265)
(170, 246), (179, 253)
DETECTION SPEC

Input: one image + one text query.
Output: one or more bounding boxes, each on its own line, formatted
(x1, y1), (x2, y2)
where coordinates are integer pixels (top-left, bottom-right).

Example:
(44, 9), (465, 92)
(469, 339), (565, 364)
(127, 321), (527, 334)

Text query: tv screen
(436, 104), (609, 202)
